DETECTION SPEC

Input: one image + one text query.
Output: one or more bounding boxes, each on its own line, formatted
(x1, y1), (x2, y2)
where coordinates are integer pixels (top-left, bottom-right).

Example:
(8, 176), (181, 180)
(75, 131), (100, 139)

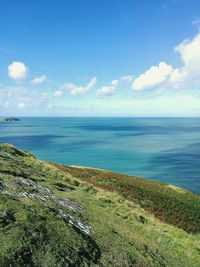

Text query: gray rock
(0, 211), (7, 217)
(0, 151), (15, 159)
(54, 197), (83, 213)
(17, 177), (52, 195)
(56, 208), (93, 235)
(1, 173), (93, 236)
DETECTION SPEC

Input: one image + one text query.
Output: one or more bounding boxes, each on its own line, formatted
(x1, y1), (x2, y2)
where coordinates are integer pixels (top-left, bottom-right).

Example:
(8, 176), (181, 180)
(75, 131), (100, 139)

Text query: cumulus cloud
(170, 33), (200, 87)
(53, 90), (63, 97)
(97, 76), (133, 96)
(31, 75), (47, 84)
(132, 32), (200, 91)
(132, 62), (173, 90)
(8, 61), (29, 82)
(169, 68), (186, 84)
(61, 77), (97, 96)
(96, 80), (119, 96)
(120, 75), (134, 83)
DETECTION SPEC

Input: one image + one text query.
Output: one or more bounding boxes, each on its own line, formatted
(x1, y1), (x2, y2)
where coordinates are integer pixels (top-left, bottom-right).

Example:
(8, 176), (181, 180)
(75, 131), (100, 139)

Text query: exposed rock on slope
(0, 144), (100, 266)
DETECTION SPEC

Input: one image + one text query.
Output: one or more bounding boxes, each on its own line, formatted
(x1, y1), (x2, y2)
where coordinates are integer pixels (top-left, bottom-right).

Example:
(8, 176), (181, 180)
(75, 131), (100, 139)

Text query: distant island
(0, 117), (20, 122)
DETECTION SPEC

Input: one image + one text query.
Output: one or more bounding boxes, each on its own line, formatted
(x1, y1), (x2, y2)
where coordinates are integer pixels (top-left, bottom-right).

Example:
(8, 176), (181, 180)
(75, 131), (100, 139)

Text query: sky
(0, 0), (200, 117)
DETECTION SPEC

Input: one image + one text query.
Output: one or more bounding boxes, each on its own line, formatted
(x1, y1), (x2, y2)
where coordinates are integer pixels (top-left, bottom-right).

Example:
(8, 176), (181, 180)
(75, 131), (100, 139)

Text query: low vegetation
(0, 144), (200, 266)
(53, 165), (200, 234)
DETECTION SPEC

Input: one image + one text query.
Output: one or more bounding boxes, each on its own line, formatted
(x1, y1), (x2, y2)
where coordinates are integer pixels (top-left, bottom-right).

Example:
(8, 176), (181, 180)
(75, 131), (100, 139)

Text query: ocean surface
(0, 117), (199, 194)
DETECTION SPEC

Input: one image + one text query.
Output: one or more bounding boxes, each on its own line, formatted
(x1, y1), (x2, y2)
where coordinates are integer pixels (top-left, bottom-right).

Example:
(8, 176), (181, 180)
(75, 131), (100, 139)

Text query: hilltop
(0, 143), (199, 267)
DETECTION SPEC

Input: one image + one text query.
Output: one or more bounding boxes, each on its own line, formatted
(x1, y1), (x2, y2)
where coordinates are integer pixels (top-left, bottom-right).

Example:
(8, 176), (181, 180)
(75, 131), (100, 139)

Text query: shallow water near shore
(0, 117), (199, 194)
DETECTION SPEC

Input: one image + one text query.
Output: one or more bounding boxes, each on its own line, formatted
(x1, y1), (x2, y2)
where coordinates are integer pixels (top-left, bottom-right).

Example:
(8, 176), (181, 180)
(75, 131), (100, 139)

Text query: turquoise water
(0, 117), (199, 194)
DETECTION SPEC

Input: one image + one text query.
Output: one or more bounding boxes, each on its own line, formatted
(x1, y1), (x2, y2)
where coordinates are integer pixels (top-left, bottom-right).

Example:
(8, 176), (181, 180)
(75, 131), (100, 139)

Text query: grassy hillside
(53, 165), (200, 234)
(0, 144), (200, 266)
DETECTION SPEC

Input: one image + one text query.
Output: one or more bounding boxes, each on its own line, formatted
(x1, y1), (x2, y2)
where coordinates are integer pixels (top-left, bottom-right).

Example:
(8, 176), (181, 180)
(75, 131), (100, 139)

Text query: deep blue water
(0, 117), (199, 194)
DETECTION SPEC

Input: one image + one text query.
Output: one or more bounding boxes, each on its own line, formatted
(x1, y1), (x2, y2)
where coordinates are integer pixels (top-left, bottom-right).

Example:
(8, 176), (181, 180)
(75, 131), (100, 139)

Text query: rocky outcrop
(1, 163), (93, 236)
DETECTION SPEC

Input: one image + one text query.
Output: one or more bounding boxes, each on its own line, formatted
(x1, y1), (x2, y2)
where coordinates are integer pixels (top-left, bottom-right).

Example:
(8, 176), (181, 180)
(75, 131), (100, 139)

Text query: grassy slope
(53, 165), (200, 234)
(0, 144), (200, 267)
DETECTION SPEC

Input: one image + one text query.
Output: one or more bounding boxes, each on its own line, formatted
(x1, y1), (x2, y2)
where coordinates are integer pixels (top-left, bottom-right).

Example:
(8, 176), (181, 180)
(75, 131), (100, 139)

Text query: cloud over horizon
(60, 77), (97, 96)
(97, 76), (134, 96)
(171, 33), (200, 87)
(132, 62), (173, 91)
(31, 75), (47, 85)
(1, 31), (200, 116)
(131, 32), (200, 91)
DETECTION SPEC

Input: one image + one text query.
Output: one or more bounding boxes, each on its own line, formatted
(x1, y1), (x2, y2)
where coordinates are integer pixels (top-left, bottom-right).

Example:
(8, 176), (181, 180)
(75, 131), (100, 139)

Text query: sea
(0, 117), (199, 194)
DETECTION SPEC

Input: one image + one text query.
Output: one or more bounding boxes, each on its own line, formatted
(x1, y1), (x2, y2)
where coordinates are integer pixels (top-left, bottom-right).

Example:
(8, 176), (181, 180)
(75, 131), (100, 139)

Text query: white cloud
(132, 32), (200, 91)
(170, 33), (200, 87)
(53, 90), (63, 97)
(169, 68), (186, 84)
(96, 79), (119, 96)
(97, 76), (133, 96)
(132, 62), (173, 90)
(61, 77), (97, 96)
(120, 75), (134, 82)
(18, 102), (25, 109)
(31, 75), (47, 84)
(8, 61), (29, 82)
(176, 34), (200, 67)
(0, 85), (50, 111)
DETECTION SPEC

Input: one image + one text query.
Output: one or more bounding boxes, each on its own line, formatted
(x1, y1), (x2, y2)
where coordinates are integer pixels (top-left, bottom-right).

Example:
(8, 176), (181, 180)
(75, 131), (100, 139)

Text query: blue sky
(0, 0), (200, 116)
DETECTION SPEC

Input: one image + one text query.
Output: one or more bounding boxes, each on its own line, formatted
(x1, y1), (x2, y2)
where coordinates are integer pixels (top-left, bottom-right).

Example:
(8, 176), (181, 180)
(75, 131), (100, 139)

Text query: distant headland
(0, 117), (20, 122)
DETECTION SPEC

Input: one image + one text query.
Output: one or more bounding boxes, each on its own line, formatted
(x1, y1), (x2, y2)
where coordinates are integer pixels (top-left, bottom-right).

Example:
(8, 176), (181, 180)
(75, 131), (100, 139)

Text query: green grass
(53, 165), (200, 234)
(0, 144), (200, 266)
